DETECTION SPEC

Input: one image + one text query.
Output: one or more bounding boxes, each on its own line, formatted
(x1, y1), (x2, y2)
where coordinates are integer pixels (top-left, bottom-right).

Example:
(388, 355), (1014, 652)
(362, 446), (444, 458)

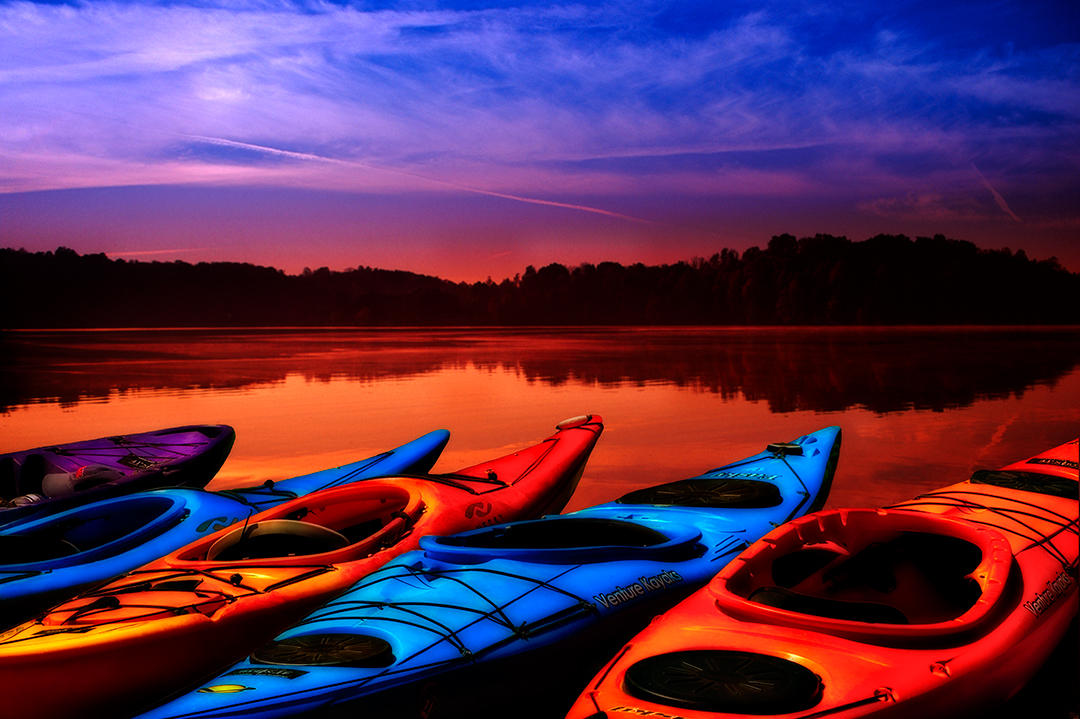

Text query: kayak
(0, 414), (603, 719)
(0, 429), (450, 627)
(567, 438), (1078, 719)
(141, 425), (840, 719)
(0, 424), (236, 524)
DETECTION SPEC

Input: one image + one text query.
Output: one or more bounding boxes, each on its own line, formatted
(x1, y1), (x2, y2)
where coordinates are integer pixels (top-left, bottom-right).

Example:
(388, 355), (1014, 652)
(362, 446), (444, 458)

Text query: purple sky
(1, 1), (1077, 280)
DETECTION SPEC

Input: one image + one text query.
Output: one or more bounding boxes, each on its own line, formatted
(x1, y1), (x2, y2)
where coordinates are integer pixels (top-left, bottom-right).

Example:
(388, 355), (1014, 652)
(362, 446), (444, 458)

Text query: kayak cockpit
(419, 516), (704, 564)
(177, 483), (424, 564)
(0, 495), (188, 567)
(712, 509), (1015, 642)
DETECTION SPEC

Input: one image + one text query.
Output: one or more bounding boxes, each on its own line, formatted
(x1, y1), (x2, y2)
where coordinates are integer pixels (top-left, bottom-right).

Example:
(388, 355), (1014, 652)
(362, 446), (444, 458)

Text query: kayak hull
(0, 416), (602, 719)
(141, 426), (840, 719)
(567, 438), (1078, 719)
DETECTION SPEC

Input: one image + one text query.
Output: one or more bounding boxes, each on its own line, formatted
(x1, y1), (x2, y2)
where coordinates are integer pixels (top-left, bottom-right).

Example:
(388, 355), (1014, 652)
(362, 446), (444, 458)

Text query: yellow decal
(197, 684), (254, 694)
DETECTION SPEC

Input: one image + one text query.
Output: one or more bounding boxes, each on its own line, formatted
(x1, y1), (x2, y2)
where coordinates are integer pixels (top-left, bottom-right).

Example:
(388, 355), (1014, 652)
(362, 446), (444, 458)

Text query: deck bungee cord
(139, 425), (840, 719)
(0, 430), (452, 630)
(566, 437), (1078, 719)
(888, 489), (1078, 567)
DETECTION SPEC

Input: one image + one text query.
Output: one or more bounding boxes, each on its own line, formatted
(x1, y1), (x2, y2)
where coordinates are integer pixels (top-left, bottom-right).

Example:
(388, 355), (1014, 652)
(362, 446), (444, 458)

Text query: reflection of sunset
(4, 353), (1078, 514)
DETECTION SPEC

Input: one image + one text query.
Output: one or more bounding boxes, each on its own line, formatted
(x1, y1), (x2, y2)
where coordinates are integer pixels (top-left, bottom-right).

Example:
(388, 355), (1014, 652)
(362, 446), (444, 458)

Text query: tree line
(1, 234), (1077, 327)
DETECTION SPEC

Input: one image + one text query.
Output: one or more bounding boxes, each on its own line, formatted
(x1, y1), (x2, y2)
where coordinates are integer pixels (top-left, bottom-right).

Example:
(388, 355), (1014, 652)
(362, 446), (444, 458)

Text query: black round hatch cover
(616, 478), (782, 508)
(251, 634), (394, 668)
(970, 470), (1078, 499)
(624, 650), (823, 714)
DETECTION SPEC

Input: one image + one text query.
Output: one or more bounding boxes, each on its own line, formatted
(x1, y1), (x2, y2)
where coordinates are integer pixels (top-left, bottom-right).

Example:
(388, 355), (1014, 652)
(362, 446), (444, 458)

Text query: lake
(1, 326), (1078, 716)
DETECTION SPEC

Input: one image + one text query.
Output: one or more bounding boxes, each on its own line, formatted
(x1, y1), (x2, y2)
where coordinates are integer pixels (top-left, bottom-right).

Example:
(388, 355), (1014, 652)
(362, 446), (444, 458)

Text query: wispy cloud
(0, 0), (1076, 217)
(191, 135), (659, 222)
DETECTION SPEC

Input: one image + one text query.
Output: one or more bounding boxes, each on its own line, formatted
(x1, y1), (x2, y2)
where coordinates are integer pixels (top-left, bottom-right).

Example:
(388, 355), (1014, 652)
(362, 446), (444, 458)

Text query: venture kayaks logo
(593, 570), (684, 609)
(1023, 567), (1076, 617)
(608, 706), (688, 718)
(711, 471), (779, 481)
(226, 667), (308, 680)
(1026, 457), (1079, 470)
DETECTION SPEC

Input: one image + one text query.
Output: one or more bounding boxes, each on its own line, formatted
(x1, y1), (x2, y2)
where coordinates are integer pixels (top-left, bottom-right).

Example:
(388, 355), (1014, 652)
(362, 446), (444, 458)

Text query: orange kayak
(569, 438), (1078, 719)
(0, 414), (602, 719)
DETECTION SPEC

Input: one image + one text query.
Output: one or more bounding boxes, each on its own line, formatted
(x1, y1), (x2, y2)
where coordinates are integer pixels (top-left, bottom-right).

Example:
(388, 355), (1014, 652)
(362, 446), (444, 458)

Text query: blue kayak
(143, 426), (841, 719)
(0, 430), (449, 628)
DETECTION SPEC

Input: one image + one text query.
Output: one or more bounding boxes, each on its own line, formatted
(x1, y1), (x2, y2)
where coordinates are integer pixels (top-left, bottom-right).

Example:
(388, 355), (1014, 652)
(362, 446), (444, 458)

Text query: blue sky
(1, 0), (1077, 278)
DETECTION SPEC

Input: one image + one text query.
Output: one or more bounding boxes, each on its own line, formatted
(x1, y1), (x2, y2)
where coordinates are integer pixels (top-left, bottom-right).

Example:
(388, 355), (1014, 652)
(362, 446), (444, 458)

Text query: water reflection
(0, 327), (1076, 716)
(3, 327), (1079, 414)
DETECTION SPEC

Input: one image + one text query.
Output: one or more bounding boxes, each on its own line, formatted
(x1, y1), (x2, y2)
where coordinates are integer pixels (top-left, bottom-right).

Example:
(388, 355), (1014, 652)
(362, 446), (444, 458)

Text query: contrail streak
(107, 247), (208, 257)
(971, 162), (1022, 223)
(189, 135), (658, 225)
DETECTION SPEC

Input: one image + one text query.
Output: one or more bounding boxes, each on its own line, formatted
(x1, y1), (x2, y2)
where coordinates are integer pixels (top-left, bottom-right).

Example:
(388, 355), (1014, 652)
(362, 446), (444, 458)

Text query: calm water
(1, 326), (1078, 716)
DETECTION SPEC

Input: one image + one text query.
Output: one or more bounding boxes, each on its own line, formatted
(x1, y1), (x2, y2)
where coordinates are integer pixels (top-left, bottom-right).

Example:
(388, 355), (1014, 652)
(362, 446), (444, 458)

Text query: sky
(1, 0), (1078, 281)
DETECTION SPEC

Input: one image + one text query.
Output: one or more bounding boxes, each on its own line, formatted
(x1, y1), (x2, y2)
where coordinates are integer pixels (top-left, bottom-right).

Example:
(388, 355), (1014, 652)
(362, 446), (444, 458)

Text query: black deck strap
(63, 595), (122, 623)
(893, 489), (1078, 525)
(318, 452), (392, 489)
(891, 491), (1076, 567)
(796, 690), (891, 718)
(218, 484), (299, 509)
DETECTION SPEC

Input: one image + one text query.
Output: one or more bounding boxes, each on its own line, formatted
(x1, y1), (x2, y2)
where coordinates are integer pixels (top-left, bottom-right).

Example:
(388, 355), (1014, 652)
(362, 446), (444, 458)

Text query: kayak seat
(616, 478), (782, 508)
(771, 547), (844, 588)
(820, 533), (983, 620)
(822, 541), (899, 594)
(749, 586), (909, 624)
(206, 520), (350, 561)
(757, 532), (983, 625)
(0, 533), (81, 564)
(339, 518), (386, 545)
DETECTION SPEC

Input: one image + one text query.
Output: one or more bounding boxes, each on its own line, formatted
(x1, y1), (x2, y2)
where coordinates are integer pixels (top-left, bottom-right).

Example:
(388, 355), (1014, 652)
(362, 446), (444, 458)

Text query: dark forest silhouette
(1, 234), (1077, 327)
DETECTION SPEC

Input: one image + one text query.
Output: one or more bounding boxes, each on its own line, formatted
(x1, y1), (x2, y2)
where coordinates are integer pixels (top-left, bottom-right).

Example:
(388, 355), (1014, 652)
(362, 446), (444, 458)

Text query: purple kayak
(0, 425), (235, 525)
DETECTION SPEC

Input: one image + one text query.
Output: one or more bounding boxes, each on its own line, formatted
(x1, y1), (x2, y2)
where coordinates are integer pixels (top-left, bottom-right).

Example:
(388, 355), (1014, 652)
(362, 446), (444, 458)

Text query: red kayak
(569, 438), (1078, 719)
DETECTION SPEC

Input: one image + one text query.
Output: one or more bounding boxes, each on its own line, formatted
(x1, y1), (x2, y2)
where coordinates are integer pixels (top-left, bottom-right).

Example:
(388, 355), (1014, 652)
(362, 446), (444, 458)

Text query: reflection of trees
(3, 328), (1078, 415)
